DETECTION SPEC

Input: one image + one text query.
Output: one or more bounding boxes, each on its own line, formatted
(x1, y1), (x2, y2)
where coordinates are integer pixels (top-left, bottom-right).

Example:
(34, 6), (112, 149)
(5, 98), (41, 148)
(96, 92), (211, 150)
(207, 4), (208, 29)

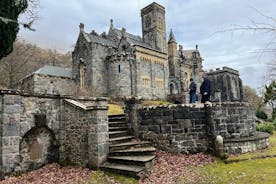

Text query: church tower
(141, 2), (167, 53)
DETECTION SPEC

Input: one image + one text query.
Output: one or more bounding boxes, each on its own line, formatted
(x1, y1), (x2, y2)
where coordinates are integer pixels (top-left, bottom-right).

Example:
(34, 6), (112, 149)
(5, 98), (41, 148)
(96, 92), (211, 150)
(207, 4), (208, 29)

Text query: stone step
(109, 130), (129, 138)
(109, 136), (135, 144)
(109, 141), (152, 151)
(109, 126), (128, 131)
(108, 116), (126, 122)
(109, 130), (128, 135)
(110, 146), (156, 156)
(109, 121), (127, 127)
(108, 114), (125, 118)
(108, 155), (155, 162)
(100, 162), (145, 178)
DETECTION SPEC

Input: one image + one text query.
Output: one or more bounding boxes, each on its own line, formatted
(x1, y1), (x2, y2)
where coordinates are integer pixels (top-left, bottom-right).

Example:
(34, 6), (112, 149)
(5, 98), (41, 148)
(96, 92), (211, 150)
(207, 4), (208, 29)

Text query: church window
(142, 77), (150, 87)
(118, 65), (121, 73)
(80, 63), (85, 91)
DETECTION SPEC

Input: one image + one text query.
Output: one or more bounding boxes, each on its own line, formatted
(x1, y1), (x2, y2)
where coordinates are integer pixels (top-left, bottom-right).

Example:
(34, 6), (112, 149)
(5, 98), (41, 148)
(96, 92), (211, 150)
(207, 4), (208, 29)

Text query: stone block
(173, 109), (190, 119)
(3, 123), (20, 136)
(3, 104), (21, 114)
(161, 125), (172, 134)
(148, 125), (160, 133)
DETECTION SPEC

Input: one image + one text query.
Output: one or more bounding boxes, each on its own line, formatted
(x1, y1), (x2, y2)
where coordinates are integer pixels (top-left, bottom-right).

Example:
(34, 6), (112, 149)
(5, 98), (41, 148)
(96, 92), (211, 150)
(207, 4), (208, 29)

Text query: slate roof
(34, 65), (72, 78)
(112, 28), (154, 49)
(85, 33), (117, 48)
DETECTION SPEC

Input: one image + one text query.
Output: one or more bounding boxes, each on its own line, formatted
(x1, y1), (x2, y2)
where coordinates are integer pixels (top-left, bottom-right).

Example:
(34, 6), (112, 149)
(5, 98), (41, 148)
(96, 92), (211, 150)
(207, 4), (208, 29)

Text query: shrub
(255, 109), (268, 120)
(273, 119), (276, 129)
(256, 122), (275, 134)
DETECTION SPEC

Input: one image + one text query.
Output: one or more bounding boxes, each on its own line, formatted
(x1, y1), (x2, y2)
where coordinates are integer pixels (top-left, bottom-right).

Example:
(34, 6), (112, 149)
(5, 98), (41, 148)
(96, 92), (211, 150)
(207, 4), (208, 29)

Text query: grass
(195, 158), (276, 184)
(177, 132), (276, 184)
(85, 170), (138, 184)
(108, 104), (124, 115)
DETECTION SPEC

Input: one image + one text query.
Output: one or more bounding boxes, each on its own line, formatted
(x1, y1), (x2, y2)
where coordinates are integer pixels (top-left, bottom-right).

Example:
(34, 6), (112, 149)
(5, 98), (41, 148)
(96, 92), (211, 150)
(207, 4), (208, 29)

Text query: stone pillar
(87, 99), (109, 168)
(204, 102), (216, 154)
(124, 97), (142, 138)
(0, 94), (22, 174)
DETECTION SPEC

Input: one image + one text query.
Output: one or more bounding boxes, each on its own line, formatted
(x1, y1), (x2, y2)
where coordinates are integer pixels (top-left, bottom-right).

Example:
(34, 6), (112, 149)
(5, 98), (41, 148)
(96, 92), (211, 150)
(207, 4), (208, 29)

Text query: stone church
(19, 2), (203, 100)
(51, 2), (202, 100)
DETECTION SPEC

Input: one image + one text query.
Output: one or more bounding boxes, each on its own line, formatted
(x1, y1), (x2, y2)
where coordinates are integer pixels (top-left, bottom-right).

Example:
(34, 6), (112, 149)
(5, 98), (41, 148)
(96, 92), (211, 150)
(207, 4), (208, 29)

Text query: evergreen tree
(0, 0), (28, 59)
(264, 80), (276, 115)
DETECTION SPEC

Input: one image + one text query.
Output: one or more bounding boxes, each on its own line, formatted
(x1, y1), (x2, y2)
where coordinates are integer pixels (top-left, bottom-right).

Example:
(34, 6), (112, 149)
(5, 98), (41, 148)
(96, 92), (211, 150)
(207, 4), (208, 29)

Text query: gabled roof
(34, 65), (72, 78)
(83, 32), (117, 48)
(179, 49), (200, 59)
(112, 28), (154, 49)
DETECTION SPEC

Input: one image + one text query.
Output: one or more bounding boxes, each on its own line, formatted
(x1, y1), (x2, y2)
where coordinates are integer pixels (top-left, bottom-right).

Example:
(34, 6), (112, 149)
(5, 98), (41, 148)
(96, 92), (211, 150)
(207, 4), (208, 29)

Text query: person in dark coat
(189, 78), (197, 103)
(200, 73), (211, 103)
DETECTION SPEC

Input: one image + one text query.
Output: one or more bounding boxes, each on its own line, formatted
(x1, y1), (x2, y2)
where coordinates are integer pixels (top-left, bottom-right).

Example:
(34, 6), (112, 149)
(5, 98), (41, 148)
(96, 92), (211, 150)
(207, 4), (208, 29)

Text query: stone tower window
(118, 65), (121, 73)
(79, 60), (86, 91)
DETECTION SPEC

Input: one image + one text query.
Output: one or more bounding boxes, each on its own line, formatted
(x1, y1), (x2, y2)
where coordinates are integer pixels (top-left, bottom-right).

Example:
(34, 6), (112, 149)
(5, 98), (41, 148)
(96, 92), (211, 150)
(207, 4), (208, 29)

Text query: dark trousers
(201, 94), (210, 103)
(189, 93), (196, 103)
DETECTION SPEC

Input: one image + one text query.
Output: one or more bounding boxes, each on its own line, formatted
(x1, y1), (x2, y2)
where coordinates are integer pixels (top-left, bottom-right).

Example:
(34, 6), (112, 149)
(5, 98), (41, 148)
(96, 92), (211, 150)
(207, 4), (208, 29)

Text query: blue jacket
(200, 78), (211, 95)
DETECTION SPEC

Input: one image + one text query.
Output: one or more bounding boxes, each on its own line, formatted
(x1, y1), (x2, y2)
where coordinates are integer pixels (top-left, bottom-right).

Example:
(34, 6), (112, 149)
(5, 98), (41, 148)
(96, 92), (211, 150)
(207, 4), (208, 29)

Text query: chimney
(121, 27), (127, 39)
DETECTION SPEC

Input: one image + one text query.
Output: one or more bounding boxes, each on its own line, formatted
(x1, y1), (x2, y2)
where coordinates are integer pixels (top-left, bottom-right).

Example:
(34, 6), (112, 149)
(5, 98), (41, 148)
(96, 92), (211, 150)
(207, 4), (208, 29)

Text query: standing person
(189, 78), (197, 103)
(200, 73), (211, 103)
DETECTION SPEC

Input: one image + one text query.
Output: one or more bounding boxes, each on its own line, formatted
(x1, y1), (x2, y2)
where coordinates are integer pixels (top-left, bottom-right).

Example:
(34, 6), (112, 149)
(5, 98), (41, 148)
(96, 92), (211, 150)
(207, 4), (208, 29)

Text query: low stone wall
(0, 90), (108, 177)
(137, 104), (208, 154)
(211, 102), (256, 139)
(125, 99), (269, 155)
(224, 132), (270, 154)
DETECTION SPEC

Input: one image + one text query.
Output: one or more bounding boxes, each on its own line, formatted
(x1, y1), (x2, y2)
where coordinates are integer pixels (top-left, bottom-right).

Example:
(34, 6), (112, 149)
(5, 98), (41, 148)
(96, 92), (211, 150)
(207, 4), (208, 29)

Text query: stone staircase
(100, 114), (156, 178)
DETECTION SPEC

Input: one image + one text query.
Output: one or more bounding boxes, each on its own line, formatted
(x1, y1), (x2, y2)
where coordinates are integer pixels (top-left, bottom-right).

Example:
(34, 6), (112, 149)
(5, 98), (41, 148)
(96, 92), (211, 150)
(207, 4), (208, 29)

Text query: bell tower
(141, 2), (167, 53)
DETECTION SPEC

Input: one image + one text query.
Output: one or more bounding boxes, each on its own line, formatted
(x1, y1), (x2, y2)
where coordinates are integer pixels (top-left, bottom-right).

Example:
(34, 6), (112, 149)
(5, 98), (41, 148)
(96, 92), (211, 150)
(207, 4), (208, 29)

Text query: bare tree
(0, 40), (36, 88)
(215, 7), (276, 79)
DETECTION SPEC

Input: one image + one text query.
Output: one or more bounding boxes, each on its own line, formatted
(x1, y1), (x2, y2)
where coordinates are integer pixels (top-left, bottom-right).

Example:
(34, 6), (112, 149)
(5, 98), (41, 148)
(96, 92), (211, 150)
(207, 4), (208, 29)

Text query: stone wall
(60, 99), (109, 167)
(211, 102), (256, 139)
(136, 104), (208, 153)
(0, 90), (109, 176)
(108, 56), (133, 98)
(0, 92), (60, 175)
(125, 99), (269, 155)
(19, 74), (76, 96)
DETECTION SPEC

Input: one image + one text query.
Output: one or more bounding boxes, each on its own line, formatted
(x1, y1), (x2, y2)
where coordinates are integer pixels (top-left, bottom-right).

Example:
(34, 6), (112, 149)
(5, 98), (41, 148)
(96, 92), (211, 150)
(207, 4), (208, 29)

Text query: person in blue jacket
(200, 73), (211, 103)
(189, 78), (197, 103)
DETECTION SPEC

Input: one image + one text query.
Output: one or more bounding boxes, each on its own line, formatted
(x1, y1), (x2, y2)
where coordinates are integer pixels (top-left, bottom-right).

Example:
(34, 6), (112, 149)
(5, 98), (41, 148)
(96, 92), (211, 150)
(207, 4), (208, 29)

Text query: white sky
(18, 0), (276, 91)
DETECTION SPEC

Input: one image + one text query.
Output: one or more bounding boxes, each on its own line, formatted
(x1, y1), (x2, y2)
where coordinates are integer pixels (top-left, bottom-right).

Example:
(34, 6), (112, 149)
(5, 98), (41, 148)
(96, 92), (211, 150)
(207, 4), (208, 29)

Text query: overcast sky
(18, 0), (276, 91)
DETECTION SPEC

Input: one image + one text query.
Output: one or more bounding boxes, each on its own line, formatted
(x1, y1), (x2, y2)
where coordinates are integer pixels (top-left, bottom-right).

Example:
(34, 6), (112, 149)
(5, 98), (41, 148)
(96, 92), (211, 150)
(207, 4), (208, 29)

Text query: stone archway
(19, 126), (58, 171)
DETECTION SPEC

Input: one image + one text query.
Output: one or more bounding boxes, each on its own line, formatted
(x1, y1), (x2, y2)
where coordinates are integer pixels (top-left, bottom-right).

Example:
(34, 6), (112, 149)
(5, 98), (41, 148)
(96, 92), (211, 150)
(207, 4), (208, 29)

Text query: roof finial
(110, 19), (113, 29)
(196, 44), (198, 50)
(168, 29), (176, 43)
(79, 23), (84, 32)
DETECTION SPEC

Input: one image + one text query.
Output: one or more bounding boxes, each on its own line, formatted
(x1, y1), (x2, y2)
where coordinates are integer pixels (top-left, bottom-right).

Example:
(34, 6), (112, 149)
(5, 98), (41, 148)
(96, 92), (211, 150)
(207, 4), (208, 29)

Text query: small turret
(168, 29), (176, 43)
(168, 29), (178, 78)
(168, 29), (177, 58)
